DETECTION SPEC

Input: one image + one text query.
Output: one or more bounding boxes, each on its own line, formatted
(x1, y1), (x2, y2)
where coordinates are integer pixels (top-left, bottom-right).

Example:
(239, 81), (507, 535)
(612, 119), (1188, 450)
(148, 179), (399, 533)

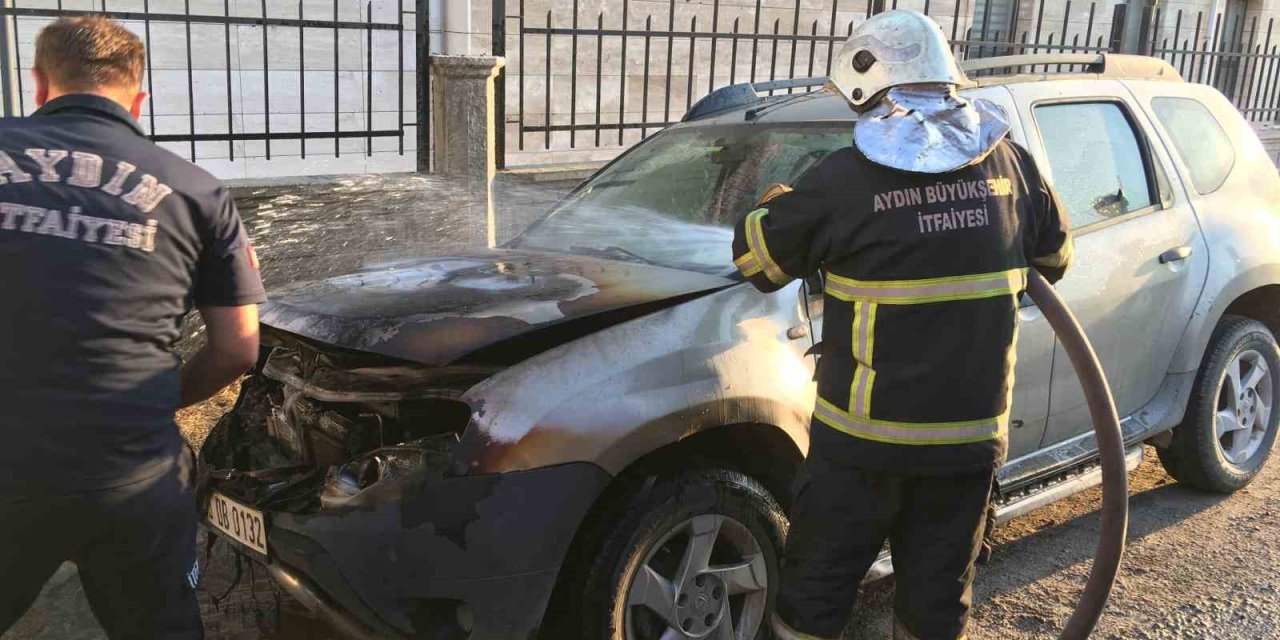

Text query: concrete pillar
(431, 54), (506, 246)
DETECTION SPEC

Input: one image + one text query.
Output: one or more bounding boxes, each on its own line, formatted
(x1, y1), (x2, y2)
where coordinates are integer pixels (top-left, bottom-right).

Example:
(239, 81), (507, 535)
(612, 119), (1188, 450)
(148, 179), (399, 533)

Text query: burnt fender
(453, 282), (816, 475)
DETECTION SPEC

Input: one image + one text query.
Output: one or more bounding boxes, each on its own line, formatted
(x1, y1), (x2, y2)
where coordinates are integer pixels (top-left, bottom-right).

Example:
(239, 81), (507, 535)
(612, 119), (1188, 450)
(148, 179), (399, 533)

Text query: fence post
(432, 54), (506, 246)
(492, 0), (506, 169)
(416, 0), (432, 172)
(0, 0), (20, 117)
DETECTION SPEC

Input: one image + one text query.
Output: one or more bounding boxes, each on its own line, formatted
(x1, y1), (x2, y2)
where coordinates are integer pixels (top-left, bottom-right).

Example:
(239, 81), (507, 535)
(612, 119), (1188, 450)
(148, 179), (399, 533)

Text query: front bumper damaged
(200, 458), (610, 639)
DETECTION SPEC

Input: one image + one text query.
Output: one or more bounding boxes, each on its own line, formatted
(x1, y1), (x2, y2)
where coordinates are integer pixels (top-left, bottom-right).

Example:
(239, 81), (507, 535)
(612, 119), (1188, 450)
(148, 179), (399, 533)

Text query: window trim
(1029, 97), (1165, 234)
(1148, 95), (1236, 196)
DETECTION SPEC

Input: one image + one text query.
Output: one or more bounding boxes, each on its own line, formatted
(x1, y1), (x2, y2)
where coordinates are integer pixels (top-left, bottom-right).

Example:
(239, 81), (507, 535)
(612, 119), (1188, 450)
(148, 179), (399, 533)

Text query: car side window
(1033, 102), (1155, 229)
(1151, 97), (1235, 195)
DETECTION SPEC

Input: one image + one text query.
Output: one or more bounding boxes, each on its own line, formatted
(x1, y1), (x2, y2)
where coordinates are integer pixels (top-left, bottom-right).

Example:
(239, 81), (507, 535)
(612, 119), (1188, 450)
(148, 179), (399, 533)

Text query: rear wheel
(572, 468), (786, 640)
(1158, 315), (1280, 493)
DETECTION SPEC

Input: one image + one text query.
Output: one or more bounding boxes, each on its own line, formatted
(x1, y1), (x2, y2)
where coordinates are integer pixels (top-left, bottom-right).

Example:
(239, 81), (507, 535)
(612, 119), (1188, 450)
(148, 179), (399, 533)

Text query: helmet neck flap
(853, 84), (1011, 174)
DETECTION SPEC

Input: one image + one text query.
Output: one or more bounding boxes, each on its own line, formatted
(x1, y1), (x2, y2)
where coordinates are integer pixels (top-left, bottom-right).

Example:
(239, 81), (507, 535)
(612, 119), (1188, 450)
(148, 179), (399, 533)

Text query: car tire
(1158, 315), (1280, 493)
(568, 468), (786, 640)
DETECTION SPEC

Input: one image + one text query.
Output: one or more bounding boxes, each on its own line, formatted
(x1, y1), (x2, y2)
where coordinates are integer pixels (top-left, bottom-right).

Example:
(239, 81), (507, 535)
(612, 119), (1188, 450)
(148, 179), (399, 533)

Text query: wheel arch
(1221, 285), (1280, 337)
(569, 421), (805, 562)
(1172, 267), (1280, 374)
(537, 422), (804, 639)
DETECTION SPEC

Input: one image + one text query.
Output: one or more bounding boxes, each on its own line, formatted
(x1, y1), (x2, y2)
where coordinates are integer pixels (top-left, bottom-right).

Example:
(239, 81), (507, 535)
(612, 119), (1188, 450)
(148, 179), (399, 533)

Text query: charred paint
(398, 473), (501, 550)
(258, 249), (732, 366)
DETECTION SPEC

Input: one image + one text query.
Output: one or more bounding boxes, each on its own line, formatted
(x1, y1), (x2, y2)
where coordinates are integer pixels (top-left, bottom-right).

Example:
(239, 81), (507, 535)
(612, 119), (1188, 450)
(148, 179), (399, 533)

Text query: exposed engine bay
(199, 328), (497, 514)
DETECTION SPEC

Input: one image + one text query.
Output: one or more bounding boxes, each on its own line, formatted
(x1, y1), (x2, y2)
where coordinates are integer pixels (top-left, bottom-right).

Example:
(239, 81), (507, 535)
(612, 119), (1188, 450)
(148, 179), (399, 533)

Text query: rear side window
(1151, 97), (1235, 194)
(1034, 102), (1155, 229)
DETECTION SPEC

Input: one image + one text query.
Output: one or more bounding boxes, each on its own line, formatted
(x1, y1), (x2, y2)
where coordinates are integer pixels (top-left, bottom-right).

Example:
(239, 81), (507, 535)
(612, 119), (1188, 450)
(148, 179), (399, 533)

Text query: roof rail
(683, 54), (1181, 122)
(683, 76), (828, 121)
(960, 53), (1182, 82)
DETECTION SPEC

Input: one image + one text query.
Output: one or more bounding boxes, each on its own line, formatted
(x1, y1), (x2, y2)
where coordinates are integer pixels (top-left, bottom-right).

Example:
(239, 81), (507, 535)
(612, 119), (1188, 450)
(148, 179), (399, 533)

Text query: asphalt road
(8, 447), (1277, 640)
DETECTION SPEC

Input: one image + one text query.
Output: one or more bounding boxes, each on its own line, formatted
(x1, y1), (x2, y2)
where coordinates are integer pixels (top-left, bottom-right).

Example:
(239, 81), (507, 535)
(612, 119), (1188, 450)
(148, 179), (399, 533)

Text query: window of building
(1033, 102), (1156, 229)
(1151, 97), (1235, 195)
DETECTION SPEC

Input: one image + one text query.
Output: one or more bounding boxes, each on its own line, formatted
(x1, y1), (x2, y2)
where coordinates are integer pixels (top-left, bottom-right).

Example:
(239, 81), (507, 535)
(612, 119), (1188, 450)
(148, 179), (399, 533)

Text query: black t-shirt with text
(0, 94), (266, 492)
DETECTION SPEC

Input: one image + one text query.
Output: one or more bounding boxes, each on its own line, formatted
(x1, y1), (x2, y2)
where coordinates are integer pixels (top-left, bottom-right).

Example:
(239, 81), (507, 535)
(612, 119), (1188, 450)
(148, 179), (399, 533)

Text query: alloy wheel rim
(624, 514), (768, 640)
(1215, 349), (1273, 466)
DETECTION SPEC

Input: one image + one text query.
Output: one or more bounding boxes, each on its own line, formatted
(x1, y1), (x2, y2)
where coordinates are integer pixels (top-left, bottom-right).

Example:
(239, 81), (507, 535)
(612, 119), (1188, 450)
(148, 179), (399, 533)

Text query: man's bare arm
(179, 305), (259, 408)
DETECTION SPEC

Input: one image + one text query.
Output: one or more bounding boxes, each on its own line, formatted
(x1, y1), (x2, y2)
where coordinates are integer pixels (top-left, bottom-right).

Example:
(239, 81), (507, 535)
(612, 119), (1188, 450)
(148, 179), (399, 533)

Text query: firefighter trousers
(773, 441), (995, 640)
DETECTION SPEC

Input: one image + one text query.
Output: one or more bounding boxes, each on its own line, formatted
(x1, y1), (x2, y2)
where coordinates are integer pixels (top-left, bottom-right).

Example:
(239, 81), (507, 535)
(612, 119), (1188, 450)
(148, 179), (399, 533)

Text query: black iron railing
(1145, 8), (1280, 123)
(494, 0), (1118, 160)
(0, 1), (427, 168)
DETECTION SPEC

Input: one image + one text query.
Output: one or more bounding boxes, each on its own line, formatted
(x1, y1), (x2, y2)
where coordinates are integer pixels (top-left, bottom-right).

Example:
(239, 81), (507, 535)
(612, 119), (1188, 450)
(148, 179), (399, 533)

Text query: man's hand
(179, 305), (259, 408)
(758, 183), (794, 205)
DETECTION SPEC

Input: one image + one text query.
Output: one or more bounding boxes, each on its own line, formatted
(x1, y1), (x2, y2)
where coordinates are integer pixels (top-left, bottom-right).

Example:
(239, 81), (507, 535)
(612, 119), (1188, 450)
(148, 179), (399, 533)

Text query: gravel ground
(6, 175), (1278, 640)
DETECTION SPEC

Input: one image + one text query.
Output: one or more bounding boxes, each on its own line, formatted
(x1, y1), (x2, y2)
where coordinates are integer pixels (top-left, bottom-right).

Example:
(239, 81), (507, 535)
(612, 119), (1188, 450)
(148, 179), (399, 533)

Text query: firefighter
(0, 16), (265, 636)
(731, 10), (1073, 640)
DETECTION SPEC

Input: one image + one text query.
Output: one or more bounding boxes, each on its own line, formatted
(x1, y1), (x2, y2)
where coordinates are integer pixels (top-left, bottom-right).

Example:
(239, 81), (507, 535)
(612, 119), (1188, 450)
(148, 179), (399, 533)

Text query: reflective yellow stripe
(815, 397), (1006, 445)
(826, 268), (1027, 305)
(734, 251), (763, 277)
(745, 208), (789, 285)
(1033, 236), (1074, 269)
(850, 301), (878, 417)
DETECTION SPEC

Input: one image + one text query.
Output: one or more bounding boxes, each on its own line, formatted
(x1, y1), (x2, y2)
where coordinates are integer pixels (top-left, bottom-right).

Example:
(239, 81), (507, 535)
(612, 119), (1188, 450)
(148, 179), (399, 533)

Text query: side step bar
(995, 445), (1143, 525)
(863, 446), (1143, 583)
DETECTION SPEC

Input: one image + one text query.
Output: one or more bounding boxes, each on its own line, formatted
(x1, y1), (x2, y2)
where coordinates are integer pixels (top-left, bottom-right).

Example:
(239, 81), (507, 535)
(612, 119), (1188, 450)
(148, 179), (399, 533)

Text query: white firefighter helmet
(827, 10), (968, 110)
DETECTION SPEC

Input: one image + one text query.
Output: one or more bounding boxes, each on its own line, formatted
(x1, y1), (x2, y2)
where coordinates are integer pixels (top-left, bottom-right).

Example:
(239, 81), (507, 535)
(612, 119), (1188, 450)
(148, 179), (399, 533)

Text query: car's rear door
(1010, 80), (1209, 450)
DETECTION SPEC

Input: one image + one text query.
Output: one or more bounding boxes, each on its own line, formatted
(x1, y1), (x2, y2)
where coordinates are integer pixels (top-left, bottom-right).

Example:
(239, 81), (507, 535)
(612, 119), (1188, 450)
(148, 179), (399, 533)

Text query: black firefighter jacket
(733, 140), (1073, 472)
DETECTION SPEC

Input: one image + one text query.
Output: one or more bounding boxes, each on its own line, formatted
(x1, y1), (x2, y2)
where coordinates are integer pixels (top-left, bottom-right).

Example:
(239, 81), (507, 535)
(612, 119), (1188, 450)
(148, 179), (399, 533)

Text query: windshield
(513, 124), (851, 276)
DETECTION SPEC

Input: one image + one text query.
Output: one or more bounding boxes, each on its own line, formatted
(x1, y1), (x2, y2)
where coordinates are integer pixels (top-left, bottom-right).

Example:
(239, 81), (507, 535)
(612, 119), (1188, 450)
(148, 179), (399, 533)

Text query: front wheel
(1158, 315), (1280, 493)
(576, 469), (786, 640)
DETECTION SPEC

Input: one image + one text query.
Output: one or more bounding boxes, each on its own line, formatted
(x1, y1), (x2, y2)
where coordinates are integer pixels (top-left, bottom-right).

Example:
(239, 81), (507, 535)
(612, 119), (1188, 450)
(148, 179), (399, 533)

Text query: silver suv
(199, 54), (1280, 640)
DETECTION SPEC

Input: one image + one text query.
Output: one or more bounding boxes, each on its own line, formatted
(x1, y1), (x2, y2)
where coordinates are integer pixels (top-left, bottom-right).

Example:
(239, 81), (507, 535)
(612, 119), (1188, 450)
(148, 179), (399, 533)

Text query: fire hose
(1025, 269), (1129, 640)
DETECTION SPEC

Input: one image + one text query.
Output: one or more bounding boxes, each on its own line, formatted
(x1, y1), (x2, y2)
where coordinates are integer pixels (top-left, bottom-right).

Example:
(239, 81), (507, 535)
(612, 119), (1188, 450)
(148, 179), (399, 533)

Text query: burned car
(200, 54), (1280, 640)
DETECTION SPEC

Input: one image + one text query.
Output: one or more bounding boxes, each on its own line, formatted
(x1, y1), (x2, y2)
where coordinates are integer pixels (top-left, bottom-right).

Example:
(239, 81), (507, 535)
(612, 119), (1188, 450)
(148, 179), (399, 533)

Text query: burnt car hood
(259, 249), (735, 366)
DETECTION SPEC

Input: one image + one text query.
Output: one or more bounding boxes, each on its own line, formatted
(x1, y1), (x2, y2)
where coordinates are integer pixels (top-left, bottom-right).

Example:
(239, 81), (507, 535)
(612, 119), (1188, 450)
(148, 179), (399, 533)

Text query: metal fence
(494, 0), (1122, 160)
(1144, 8), (1280, 123)
(0, 0), (429, 170)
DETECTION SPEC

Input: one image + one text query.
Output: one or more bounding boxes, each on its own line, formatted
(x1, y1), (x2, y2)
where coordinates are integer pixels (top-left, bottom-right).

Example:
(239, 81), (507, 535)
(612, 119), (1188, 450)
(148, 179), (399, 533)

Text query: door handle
(1159, 246), (1192, 264)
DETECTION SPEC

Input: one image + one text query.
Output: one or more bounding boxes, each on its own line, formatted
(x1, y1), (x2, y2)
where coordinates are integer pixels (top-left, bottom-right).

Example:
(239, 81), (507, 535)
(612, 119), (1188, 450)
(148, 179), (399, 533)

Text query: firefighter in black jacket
(733, 11), (1073, 640)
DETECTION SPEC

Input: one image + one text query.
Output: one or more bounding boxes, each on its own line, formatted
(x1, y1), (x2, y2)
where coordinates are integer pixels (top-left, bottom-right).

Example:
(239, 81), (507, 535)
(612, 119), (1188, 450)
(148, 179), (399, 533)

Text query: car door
(1010, 80), (1209, 450)
(801, 85), (1055, 462)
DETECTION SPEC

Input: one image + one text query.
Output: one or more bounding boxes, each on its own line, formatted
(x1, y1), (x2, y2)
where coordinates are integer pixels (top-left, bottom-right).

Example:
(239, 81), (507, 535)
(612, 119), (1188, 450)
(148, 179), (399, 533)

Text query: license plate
(207, 492), (269, 556)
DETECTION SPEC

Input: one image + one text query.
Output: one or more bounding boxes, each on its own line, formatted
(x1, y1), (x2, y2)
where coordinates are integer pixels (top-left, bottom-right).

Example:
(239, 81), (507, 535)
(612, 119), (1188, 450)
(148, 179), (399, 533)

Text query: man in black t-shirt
(0, 16), (265, 636)
(736, 11), (1073, 640)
